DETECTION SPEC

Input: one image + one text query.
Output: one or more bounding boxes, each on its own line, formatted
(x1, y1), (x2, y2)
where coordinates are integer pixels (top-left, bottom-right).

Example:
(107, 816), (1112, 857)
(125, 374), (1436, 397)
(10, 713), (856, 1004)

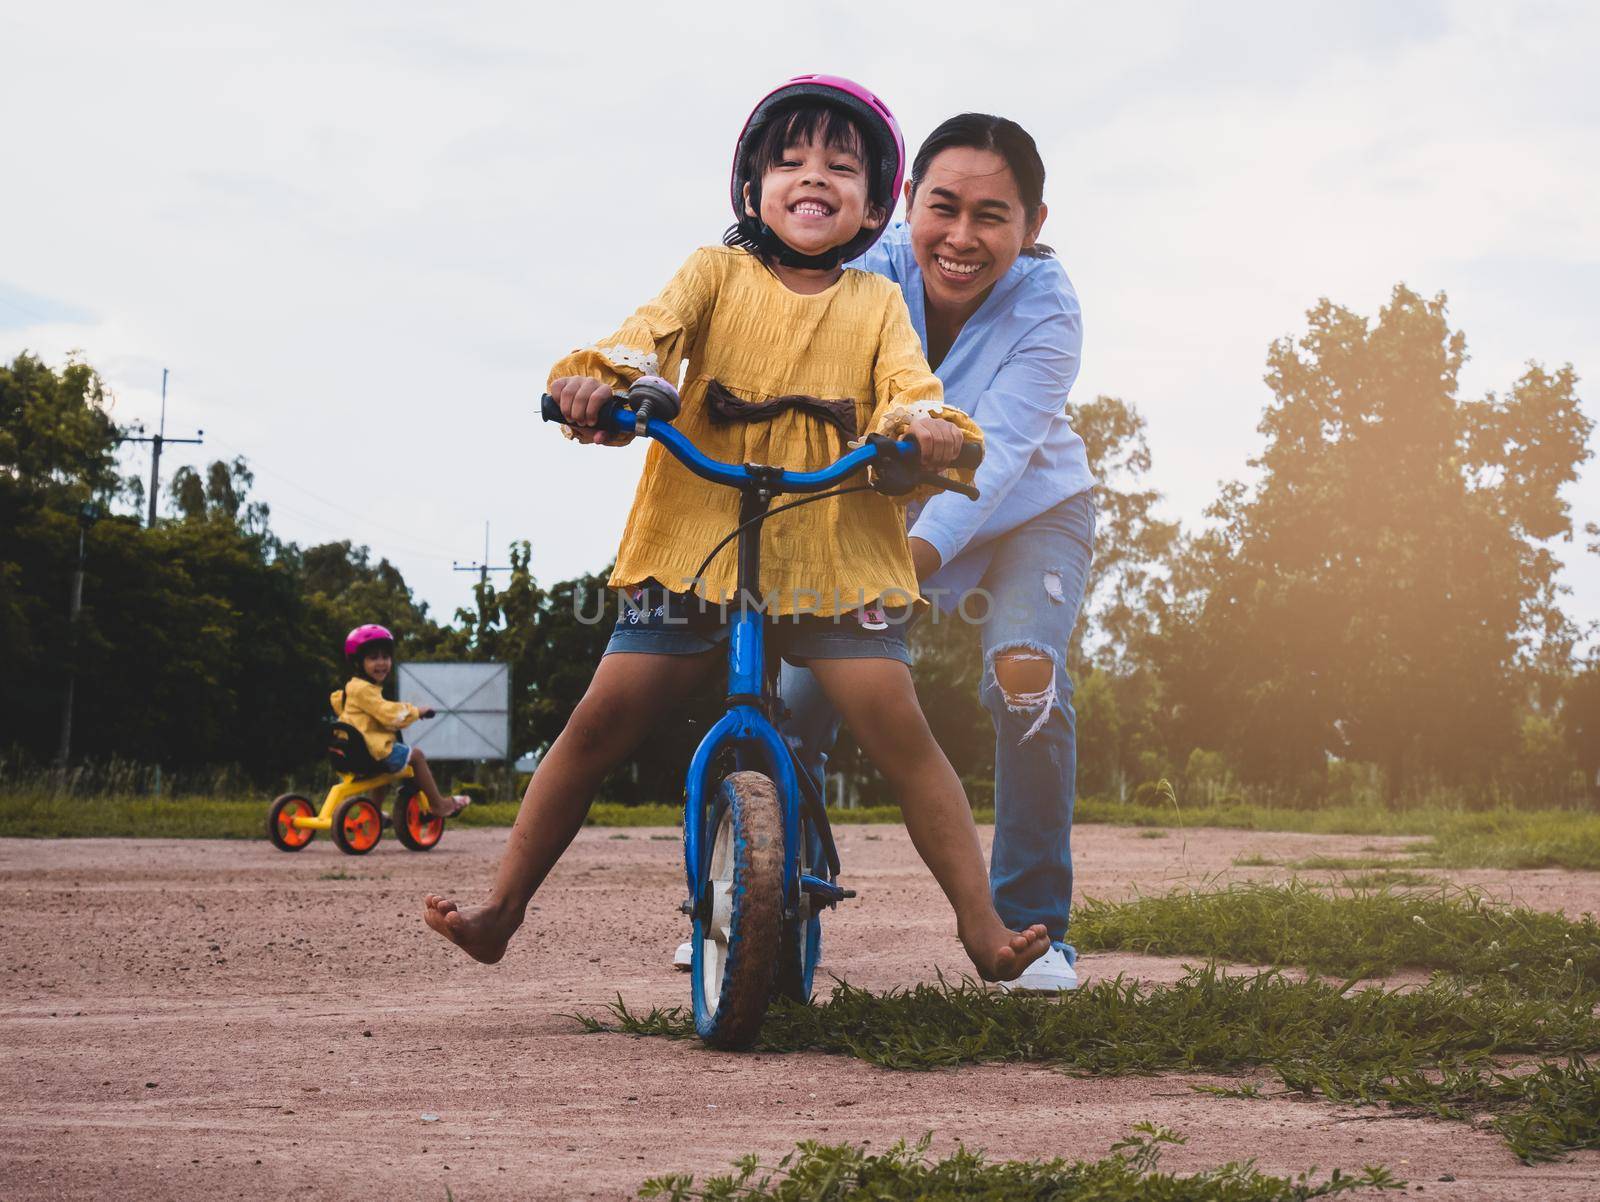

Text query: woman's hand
(907, 416), (963, 470)
(550, 376), (633, 446)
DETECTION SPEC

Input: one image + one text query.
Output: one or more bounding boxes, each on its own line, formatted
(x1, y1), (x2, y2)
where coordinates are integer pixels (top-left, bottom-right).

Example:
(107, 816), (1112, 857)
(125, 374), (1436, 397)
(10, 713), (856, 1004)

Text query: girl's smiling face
(747, 132), (882, 260)
(908, 146), (1046, 315)
(362, 648), (392, 684)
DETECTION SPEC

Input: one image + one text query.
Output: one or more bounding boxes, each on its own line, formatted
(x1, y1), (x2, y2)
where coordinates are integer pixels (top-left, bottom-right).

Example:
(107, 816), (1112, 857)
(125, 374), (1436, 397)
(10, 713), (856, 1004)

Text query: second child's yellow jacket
(330, 678), (419, 759)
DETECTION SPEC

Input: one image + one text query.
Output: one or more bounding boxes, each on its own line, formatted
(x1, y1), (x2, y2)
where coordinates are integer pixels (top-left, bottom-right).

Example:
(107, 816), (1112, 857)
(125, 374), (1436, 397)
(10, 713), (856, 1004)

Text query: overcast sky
(5, 1), (1597, 643)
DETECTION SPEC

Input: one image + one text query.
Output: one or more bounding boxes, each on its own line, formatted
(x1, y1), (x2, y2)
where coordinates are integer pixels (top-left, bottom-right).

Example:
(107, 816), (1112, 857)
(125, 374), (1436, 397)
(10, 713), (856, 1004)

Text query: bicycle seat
(327, 722), (382, 777)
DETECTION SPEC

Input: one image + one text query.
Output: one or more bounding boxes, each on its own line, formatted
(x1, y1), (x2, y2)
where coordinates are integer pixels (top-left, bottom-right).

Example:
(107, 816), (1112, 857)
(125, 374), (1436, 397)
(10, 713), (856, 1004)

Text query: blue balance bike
(542, 378), (981, 1049)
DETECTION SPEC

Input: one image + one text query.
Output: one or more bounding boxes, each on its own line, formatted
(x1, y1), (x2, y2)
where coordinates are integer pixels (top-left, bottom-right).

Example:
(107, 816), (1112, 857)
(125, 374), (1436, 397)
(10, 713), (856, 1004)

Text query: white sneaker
(993, 944), (1079, 993)
(673, 940), (693, 970)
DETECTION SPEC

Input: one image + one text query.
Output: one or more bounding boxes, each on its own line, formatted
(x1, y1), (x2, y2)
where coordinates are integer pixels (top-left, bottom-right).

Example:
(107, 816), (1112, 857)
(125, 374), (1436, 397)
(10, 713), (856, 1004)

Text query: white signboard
(396, 662), (510, 762)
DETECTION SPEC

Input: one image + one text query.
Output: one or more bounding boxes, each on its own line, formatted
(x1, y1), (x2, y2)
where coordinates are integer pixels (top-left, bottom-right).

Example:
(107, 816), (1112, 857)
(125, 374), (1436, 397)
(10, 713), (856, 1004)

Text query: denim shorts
(603, 582), (911, 665)
(379, 741), (412, 773)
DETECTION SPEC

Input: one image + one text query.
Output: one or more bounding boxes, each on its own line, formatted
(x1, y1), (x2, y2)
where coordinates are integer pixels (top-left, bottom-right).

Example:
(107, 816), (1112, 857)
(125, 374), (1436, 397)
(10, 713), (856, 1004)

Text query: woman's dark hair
(908, 113), (1054, 258)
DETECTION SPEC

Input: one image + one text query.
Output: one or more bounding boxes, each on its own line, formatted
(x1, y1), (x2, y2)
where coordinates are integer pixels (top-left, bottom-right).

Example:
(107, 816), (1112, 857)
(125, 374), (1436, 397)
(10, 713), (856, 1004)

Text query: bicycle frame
(679, 490), (847, 929)
(541, 392), (976, 982)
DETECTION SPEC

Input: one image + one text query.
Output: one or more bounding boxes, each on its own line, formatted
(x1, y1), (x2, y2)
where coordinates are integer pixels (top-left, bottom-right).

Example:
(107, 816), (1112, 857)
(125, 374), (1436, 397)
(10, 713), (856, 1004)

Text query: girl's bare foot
(423, 893), (519, 964)
(427, 795), (471, 819)
(959, 919), (1051, 982)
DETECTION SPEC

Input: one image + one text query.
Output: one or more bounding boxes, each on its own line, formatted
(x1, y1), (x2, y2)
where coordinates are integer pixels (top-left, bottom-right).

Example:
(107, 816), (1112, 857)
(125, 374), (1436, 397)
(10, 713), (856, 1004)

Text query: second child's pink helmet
(344, 623), (394, 666)
(729, 74), (906, 269)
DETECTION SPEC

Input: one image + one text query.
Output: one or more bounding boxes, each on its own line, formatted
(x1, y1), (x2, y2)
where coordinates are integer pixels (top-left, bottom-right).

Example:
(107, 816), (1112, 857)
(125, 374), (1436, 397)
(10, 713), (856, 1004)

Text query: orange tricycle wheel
(393, 787), (444, 851)
(267, 794), (317, 852)
(332, 796), (382, 855)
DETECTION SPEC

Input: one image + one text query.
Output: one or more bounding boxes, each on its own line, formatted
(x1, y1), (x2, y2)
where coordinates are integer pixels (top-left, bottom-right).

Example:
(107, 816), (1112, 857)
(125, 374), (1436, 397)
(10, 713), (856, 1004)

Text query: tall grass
(5, 765), (1600, 872)
(639, 1127), (1402, 1201)
(587, 887), (1600, 1163)
(1073, 882), (1600, 984)
(588, 971), (1600, 1163)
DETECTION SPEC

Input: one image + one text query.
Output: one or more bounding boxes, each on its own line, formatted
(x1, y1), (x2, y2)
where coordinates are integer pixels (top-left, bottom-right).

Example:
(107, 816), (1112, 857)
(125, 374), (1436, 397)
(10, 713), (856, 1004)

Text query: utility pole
(125, 368), (204, 526)
(56, 503), (96, 766)
(453, 522), (511, 591)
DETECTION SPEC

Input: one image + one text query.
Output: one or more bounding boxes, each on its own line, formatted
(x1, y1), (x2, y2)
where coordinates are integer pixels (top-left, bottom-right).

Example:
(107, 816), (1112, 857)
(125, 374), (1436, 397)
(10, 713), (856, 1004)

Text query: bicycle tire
(690, 771), (784, 1050)
(772, 817), (824, 1003)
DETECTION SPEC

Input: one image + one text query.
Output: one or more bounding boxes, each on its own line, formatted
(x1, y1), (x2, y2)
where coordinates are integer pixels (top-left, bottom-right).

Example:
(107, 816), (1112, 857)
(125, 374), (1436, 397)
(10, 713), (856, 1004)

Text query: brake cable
(689, 483), (875, 584)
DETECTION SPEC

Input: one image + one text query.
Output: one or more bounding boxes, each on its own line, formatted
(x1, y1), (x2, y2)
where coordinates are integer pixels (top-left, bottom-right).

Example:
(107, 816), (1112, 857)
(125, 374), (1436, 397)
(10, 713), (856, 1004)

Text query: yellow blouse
(330, 678), (419, 759)
(548, 246), (981, 617)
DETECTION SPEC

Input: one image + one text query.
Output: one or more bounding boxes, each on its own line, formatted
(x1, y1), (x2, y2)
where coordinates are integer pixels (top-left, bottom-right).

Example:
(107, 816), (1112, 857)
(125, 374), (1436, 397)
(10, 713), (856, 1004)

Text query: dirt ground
(3, 821), (1598, 1200)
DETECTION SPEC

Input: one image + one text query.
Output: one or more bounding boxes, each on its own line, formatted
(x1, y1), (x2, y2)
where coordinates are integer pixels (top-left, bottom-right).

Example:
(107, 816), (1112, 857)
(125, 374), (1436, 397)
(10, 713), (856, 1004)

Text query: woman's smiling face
(907, 146), (1046, 314)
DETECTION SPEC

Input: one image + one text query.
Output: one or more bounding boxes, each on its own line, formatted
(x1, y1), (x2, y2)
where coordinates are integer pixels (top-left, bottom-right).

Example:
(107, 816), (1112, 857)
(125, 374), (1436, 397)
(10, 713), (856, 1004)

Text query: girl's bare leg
(424, 650), (717, 963)
(406, 750), (456, 813)
(806, 656), (1050, 982)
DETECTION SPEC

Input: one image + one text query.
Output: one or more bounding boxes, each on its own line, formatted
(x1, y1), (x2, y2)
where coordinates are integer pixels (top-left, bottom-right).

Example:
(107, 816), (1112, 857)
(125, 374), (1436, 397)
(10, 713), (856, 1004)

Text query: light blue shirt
(852, 224), (1094, 598)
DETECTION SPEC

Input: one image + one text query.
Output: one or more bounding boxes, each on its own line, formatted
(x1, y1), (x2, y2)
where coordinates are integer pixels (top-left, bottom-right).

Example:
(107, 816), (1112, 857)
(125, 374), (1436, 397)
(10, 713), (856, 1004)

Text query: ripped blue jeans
(781, 490), (1096, 945)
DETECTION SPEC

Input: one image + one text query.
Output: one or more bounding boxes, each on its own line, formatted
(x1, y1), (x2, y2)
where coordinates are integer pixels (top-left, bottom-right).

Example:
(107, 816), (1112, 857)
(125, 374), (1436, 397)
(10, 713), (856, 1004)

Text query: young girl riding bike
(336, 624), (470, 819)
(423, 75), (1050, 983)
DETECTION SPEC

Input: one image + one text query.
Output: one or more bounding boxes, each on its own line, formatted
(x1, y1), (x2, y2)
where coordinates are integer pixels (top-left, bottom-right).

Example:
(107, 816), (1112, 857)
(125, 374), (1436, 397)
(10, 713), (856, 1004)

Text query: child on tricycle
(266, 624), (470, 855)
(333, 624), (471, 820)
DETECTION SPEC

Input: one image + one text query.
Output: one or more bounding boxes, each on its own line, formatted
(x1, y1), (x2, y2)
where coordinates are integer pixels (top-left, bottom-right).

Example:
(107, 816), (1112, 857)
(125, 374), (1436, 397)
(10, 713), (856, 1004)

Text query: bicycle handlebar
(540, 389), (982, 498)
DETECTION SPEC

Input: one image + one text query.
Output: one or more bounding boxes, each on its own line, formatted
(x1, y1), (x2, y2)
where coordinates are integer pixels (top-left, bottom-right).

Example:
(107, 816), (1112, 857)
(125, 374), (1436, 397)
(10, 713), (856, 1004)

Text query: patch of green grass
(1290, 854), (1411, 871)
(1422, 809), (1600, 871)
(1312, 871), (1436, 890)
(1072, 882), (1600, 984)
(0, 791), (267, 839)
(588, 969), (1600, 1163)
(5, 783), (1600, 874)
(1136, 828), (1169, 839)
(1075, 796), (1439, 836)
(1076, 798), (1600, 871)
(639, 1126), (1401, 1201)
(1233, 853), (1282, 867)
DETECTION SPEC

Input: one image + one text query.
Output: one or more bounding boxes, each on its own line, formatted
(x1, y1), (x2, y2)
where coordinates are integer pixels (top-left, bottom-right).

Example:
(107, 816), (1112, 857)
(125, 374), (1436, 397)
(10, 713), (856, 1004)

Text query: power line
(454, 521), (512, 590)
(122, 368), (203, 527)
(0, 291), (60, 324)
(205, 435), (461, 558)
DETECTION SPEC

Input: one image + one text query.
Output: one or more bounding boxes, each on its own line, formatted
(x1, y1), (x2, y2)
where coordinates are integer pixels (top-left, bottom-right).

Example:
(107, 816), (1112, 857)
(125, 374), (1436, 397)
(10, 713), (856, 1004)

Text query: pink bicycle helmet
(344, 624), (395, 663)
(729, 74), (905, 269)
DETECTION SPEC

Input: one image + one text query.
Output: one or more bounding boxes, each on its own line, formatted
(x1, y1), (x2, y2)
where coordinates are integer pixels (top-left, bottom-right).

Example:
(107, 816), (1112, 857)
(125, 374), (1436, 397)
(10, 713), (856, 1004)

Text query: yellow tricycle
(267, 722), (447, 855)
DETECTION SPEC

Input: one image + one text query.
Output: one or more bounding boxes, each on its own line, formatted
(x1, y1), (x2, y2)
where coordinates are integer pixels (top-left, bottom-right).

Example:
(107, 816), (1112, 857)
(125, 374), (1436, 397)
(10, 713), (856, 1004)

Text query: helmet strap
(754, 221), (847, 270)
(741, 181), (849, 269)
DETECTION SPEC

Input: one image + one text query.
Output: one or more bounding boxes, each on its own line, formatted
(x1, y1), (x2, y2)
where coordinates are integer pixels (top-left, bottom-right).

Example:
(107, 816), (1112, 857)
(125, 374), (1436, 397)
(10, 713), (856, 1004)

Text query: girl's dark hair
(723, 100), (884, 265)
(908, 113), (1054, 258)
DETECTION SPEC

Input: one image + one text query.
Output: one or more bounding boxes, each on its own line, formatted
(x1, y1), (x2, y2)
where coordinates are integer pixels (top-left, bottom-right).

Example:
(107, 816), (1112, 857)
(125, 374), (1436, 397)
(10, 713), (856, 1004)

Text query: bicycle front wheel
(691, 771), (784, 1050)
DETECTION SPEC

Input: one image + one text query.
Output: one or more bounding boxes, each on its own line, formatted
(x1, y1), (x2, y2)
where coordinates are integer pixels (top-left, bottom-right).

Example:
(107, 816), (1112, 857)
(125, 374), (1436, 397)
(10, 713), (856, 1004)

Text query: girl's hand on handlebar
(907, 416), (963, 470)
(550, 376), (633, 446)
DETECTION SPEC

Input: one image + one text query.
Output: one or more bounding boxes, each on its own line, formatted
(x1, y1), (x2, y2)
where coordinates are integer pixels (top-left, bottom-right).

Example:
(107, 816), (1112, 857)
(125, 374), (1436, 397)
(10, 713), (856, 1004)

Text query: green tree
(0, 353), (450, 780)
(170, 457), (272, 534)
(1566, 658), (1600, 794)
(1160, 286), (1592, 797)
(0, 352), (123, 503)
(1067, 395), (1179, 676)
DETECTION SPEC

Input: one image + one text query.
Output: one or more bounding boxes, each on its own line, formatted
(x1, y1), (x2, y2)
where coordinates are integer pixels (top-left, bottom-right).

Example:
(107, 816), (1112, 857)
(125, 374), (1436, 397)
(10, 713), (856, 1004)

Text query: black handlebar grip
(953, 441), (985, 470)
(540, 393), (624, 429)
